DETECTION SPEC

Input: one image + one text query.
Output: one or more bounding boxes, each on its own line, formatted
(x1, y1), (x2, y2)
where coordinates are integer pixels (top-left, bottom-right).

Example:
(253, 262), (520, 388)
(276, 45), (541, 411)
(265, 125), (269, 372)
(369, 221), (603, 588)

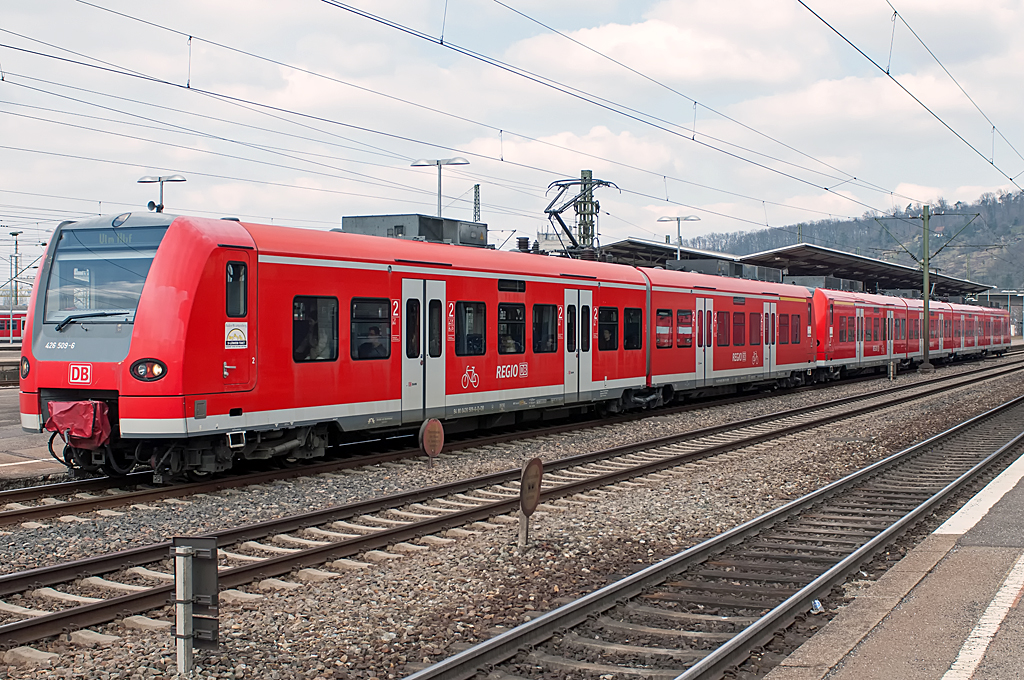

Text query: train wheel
(186, 469), (212, 482)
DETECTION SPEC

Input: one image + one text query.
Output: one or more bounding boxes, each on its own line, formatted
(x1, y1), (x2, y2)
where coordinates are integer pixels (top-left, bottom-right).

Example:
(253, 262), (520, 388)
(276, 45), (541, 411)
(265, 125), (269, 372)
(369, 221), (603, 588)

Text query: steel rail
(402, 394), (1024, 680)
(1, 366), (1021, 648)
(2, 355), (1016, 508)
(2, 360), (1020, 527)
(4, 357), (1021, 601)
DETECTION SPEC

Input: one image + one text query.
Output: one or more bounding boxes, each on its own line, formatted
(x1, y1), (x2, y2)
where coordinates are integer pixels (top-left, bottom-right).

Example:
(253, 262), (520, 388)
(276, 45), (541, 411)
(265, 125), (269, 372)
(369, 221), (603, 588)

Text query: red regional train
(19, 213), (1011, 480)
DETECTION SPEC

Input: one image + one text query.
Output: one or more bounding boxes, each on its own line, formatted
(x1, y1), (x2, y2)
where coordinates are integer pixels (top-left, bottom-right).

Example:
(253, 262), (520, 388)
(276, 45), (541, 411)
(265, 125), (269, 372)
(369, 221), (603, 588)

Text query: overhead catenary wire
(885, 0), (1024, 169)
(4, 10), (870, 223)
(0, 43), (853, 231)
(796, 0), (1023, 192)
(488, 0), (911, 202)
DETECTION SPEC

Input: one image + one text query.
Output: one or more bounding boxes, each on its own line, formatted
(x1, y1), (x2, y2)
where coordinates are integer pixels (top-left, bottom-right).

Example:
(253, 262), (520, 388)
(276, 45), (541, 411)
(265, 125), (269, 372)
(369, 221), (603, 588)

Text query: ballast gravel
(1, 360), (1023, 678)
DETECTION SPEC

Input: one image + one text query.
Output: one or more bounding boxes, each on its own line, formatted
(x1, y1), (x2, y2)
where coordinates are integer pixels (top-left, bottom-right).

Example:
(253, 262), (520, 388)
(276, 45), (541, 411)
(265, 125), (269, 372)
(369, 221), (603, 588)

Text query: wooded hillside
(681, 190), (1024, 289)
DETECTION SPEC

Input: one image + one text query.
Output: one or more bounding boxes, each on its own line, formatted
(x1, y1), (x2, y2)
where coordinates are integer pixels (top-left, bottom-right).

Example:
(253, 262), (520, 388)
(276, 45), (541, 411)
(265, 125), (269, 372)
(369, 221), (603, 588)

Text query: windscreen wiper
(54, 311), (132, 332)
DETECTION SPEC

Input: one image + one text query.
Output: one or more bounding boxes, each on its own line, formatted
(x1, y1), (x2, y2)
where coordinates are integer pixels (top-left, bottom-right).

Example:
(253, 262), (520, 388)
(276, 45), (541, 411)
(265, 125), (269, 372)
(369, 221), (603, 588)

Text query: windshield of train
(43, 226), (169, 324)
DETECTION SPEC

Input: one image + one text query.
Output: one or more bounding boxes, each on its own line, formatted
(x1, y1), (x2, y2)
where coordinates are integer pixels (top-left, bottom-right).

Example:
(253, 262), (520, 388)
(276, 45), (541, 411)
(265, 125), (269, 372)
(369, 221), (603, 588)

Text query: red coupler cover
(44, 400), (112, 450)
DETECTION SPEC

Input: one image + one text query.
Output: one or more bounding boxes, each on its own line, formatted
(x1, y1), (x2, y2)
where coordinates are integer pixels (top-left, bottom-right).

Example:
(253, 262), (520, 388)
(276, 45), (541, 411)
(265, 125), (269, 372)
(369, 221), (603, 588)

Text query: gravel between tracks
(1, 360), (1022, 679)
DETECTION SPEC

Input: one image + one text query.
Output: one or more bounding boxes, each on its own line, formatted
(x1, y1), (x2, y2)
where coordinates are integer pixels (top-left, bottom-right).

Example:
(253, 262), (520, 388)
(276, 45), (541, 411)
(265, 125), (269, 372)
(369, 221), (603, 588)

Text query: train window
(532, 304), (558, 353)
(716, 311), (730, 347)
(707, 311), (713, 347)
(839, 316), (846, 342)
(873, 317), (879, 342)
(848, 316), (856, 343)
(791, 314), (800, 344)
(764, 313), (770, 345)
(778, 314), (789, 345)
(456, 302), (487, 356)
(226, 262), (247, 318)
(677, 310), (693, 348)
(624, 308), (643, 350)
(697, 310), (704, 347)
(733, 311), (745, 346)
(349, 298), (389, 361)
(294, 296), (339, 363)
(581, 305), (591, 352)
(656, 310), (673, 348)
(497, 279), (526, 293)
(428, 300), (442, 358)
(567, 306), (577, 353)
(749, 312), (761, 346)
(405, 300), (421, 359)
(829, 304), (833, 325)
(598, 307), (618, 350)
(497, 303), (525, 355)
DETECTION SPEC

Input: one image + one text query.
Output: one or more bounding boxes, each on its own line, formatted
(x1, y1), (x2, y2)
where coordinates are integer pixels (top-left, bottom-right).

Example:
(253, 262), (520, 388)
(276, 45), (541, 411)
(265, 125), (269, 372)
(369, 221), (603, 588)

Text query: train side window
(226, 262), (247, 317)
(456, 302), (487, 356)
(778, 314), (789, 345)
(792, 314), (800, 344)
(677, 310), (693, 347)
(598, 307), (618, 350)
(349, 297), (389, 361)
(533, 304), (558, 353)
(428, 300), (442, 358)
(405, 299), (421, 358)
(697, 310), (704, 347)
(294, 296), (339, 363)
(764, 313), (769, 345)
(624, 308), (643, 350)
(829, 303), (833, 325)
(567, 305), (577, 353)
(498, 303), (525, 355)
(656, 309), (673, 348)
(716, 311), (730, 346)
(874, 317), (880, 341)
(707, 311), (713, 347)
(733, 310), (745, 346)
(839, 316), (846, 342)
(581, 305), (591, 352)
(749, 312), (760, 345)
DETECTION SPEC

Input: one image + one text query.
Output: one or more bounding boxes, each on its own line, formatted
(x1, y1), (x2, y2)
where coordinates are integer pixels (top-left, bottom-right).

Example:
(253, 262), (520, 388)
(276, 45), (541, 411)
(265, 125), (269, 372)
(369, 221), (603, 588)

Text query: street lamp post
(411, 158), (469, 218)
(657, 215), (701, 261)
(9, 231), (21, 345)
(138, 175), (187, 213)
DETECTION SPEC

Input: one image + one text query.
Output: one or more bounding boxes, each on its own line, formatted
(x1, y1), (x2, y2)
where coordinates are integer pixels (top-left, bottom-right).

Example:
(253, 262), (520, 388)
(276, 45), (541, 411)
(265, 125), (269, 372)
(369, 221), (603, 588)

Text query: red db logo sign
(68, 363), (93, 385)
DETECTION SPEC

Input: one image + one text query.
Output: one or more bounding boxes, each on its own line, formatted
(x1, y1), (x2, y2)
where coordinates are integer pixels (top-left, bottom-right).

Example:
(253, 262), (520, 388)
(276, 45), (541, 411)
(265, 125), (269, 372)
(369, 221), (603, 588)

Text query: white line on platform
(941, 551), (1024, 680)
(935, 451), (1024, 535)
(0, 459), (58, 468)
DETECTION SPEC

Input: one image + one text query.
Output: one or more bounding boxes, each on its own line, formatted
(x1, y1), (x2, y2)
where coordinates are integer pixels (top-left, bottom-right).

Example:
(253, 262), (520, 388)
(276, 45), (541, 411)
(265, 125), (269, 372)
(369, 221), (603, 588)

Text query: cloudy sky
(1, 0), (1022, 273)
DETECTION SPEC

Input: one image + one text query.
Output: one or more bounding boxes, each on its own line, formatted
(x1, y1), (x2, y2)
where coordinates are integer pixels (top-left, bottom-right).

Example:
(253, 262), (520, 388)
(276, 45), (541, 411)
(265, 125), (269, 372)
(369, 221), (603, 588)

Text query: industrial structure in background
(542, 170), (618, 258)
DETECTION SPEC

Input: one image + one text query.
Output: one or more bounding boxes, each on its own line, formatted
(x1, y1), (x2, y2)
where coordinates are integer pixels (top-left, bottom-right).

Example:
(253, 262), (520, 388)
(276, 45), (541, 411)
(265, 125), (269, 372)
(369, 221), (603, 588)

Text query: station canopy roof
(600, 239), (992, 296)
(740, 244), (991, 296)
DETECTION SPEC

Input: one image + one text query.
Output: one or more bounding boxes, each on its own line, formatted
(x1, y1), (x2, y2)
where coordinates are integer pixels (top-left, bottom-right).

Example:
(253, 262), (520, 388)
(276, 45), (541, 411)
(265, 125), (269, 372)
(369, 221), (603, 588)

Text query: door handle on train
(223, 362), (236, 378)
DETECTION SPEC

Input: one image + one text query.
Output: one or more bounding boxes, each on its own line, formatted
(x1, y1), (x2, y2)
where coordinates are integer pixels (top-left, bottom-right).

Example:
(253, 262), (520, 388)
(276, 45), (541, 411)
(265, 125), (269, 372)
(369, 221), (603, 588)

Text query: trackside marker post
(419, 419), (444, 469)
(519, 457), (543, 548)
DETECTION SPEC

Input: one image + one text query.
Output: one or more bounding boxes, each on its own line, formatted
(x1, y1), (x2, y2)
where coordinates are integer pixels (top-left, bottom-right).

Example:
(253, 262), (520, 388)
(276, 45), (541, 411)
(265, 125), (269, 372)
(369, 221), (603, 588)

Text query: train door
(887, 309), (894, 357)
(695, 297), (713, 386)
(401, 279), (447, 424)
(563, 289), (593, 403)
(221, 251), (254, 391)
(855, 307), (865, 364)
(762, 301), (776, 377)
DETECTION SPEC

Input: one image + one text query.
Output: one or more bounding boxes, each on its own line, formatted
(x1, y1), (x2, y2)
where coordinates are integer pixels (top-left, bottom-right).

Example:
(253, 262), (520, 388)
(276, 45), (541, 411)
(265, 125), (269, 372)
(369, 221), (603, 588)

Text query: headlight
(130, 359), (167, 382)
(19, 357), (29, 379)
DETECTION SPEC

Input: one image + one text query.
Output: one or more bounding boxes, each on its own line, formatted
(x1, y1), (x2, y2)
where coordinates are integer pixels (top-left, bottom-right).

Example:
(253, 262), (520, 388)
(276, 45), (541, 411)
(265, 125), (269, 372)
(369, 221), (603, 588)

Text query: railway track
(405, 395), (1024, 680)
(0, 356), (1022, 650)
(2, 355), (1020, 523)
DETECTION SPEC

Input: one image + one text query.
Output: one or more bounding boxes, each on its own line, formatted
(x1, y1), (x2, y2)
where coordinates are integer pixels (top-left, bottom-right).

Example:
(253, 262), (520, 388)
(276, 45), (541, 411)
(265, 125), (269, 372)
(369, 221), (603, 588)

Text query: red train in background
(18, 213), (1010, 480)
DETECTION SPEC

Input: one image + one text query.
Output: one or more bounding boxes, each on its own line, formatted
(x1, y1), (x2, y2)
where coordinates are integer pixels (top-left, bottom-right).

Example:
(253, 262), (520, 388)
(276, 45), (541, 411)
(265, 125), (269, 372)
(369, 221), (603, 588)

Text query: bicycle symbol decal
(461, 365), (480, 389)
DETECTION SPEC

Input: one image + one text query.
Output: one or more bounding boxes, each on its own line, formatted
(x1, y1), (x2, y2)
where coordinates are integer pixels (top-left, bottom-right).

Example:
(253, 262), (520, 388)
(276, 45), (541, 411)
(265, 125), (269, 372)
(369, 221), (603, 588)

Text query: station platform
(767, 446), (1024, 680)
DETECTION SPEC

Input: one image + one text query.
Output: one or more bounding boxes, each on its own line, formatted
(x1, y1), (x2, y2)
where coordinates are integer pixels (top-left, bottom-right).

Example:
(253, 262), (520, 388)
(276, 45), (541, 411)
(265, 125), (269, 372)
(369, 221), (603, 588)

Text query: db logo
(68, 363), (93, 385)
